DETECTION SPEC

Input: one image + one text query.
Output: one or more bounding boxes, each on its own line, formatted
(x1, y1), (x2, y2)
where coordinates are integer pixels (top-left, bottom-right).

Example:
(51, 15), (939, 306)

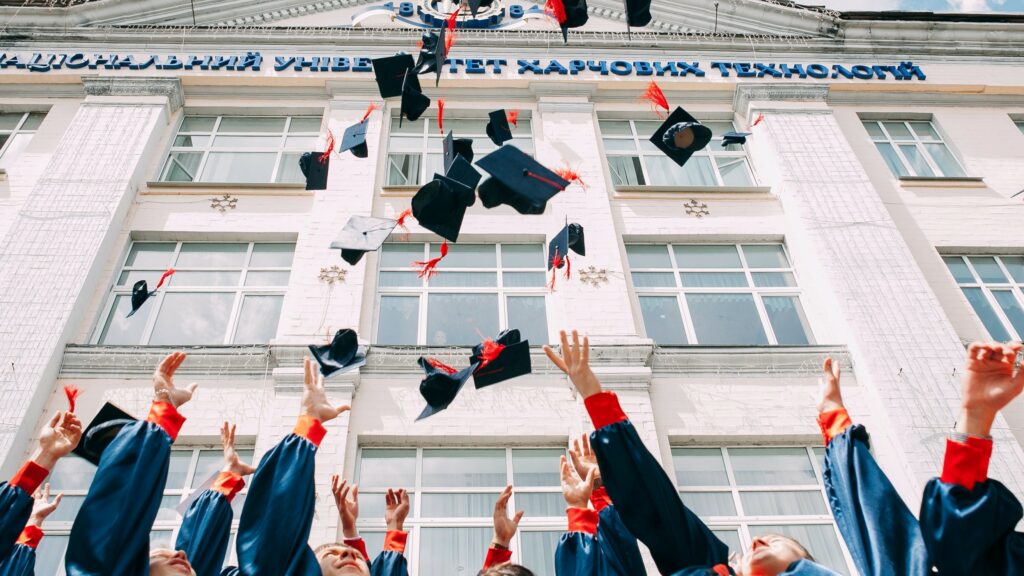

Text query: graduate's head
(148, 549), (196, 576)
(738, 533), (814, 575)
(478, 564), (536, 576)
(314, 543), (371, 576)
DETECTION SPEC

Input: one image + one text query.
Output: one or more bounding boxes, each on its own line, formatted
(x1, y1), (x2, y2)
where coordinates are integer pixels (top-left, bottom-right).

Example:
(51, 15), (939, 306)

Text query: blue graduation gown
(175, 479), (238, 576)
(554, 499), (646, 576)
(0, 528), (38, 576)
(370, 549), (409, 576)
(0, 463), (46, 563)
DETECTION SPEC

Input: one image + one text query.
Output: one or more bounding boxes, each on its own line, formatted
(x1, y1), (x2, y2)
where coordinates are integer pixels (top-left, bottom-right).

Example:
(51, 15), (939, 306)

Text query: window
(0, 112), (45, 170)
(356, 448), (565, 576)
(158, 116), (322, 184)
(97, 241), (294, 345)
(862, 120), (966, 178)
(943, 255), (1024, 341)
(1016, 120), (1024, 136)
(626, 244), (813, 346)
(38, 445), (253, 575)
(599, 118), (753, 188)
(386, 114), (534, 186)
(376, 243), (548, 345)
(672, 446), (852, 575)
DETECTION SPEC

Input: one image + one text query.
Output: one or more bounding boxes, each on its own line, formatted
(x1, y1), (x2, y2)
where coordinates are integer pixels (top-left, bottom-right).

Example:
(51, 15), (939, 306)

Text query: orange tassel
(63, 385), (80, 413)
(155, 268), (176, 290)
(752, 112), (765, 127)
(506, 109), (519, 127)
(478, 339), (506, 369)
(544, 0), (567, 23)
(639, 81), (670, 119)
(555, 167), (587, 190)
(427, 357), (458, 375)
(414, 240), (449, 279)
(361, 103), (378, 123)
(437, 99), (445, 133)
(319, 130), (335, 163)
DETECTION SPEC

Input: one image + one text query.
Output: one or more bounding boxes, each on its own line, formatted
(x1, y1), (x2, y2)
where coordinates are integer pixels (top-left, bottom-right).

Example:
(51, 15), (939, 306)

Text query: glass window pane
(717, 157), (753, 187)
(381, 244), (424, 267)
(23, 112), (44, 130)
(358, 492), (417, 522)
(376, 296), (419, 344)
(625, 245), (671, 268)
(35, 534), (68, 576)
(680, 491), (737, 516)
(712, 530), (741, 554)
(181, 116), (216, 132)
(512, 449), (563, 486)
(607, 156), (644, 186)
(390, 135), (424, 153)
(233, 295), (284, 344)
(924, 143), (966, 177)
(962, 288), (1012, 341)
(167, 450), (193, 489)
(874, 142), (909, 177)
(992, 291), (1024, 338)
(174, 135), (208, 147)
(599, 120), (634, 136)
(639, 296), (687, 345)
(200, 152), (277, 183)
(150, 529), (175, 549)
(603, 139), (639, 153)
(48, 457), (97, 490)
(45, 495), (85, 522)
(161, 152), (202, 182)
(426, 293), (498, 345)
(740, 491), (827, 516)
(212, 135), (282, 148)
(435, 244), (496, 268)
(288, 117), (323, 133)
(899, 145), (935, 177)
(126, 243), (176, 267)
(99, 294), (151, 345)
(674, 245), (742, 269)
(729, 448), (816, 485)
(422, 449), (505, 487)
(680, 272), (748, 288)
(217, 117), (286, 133)
(862, 121), (884, 139)
(419, 527), (489, 576)
(743, 245), (790, 268)
(276, 152), (305, 184)
(379, 271), (422, 287)
(752, 272), (797, 288)
(686, 293), (768, 345)
(520, 531), (560, 576)
(0, 112), (24, 130)
(0, 132), (31, 168)
(359, 449), (417, 488)
(503, 272), (546, 288)
(1001, 256), (1024, 283)
(631, 272), (677, 288)
(190, 450), (224, 488)
(515, 493), (565, 517)
(749, 525), (849, 576)
(429, 272), (498, 287)
(882, 122), (913, 140)
(679, 156), (718, 186)
(943, 256), (975, 283)
(390, 117), (424, 134)
(507, 296), (548, 344)
(387, 154), (420, 186)
(969, 257), (1007, 283)
(244, 271), (291, 286)
(673, 448), (728, 486)
(421, 493), (500, 517)
(910, 121), (940, 140)
(169, 271), (241, 286)
(149, 293), (234, 345)
(763, 296), (814, 346)
(176, 243), (248, 267)
(501, 244), (544, 268)
(117, 270), (165, 287)
(284, 136), (319, 150)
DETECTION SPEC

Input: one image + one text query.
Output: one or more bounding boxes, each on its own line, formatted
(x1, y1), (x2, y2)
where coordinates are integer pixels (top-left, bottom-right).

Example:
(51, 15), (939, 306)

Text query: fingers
(560, 330), (572, 364)
(46, 411), (61, 428)
(581, 433), (592, 457)
(400, 489), (409, 505)
(584, 467), (597, 490)
(386, 488), (395, 507)
(495, 485), (512, 510)
(303, 358), (315, 390)
(560, 455), (573, 484)
(43, 483), (49, 501)
(185, 383), (199, 397)
(512, 510), (524, 526)
(543, 345), (569, 374)
(52, 493), (62, 507)
(156, 353), (176, 376)
(572, 437), (581, 456)
(568, 449), (583, 474)
(352, 484), (358, 503)
(572, 330), (580, 360)
(336, 405), (351, 416)
(229, 424), (236, 446)
(582, 336), (589, 366)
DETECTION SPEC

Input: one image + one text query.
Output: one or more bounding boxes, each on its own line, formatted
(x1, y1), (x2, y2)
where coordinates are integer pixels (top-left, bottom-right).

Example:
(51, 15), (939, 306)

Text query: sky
(813, 0), (1024, 12)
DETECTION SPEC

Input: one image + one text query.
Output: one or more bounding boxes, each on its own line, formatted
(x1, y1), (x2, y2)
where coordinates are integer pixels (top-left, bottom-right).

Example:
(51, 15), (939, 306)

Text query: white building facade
(1, 0), (1023, 574)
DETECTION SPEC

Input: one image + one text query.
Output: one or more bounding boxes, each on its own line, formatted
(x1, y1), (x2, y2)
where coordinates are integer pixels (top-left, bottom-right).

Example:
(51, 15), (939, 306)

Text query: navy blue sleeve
(176, 488), (235, 576)
(822, 424), (930, 576)
(555, 531), (600, 576)
(370, 550), (409, 576)
(595, 504), (647, 576)
(0, 484), (33, 563)
(0, 543), (34, 576)
(782, 558), (843, 576)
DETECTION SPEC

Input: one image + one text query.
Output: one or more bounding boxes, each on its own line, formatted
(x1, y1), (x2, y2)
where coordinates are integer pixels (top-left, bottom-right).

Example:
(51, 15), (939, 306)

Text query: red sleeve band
(584, 391), (628, 430)
(146, 401), (186, 442)
(817, 408), (853, 446)
(383, 530), (408, 554)
(16, 525), (42, 549)
(941, 437), (992, 490)
(567, 507), (599, 535)
(590, 485), (612, 513)
(343, 537), (370, 562)
(293, 415), (327, 448)
(483, 546), (513, 568)
(211, 471), (245, 502)
(10, 461), (48, 494)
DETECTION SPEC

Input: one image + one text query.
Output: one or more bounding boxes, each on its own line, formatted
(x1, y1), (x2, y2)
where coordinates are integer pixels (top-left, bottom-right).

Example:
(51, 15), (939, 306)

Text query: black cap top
(299, 151), (330, 190)
(558, 0), (590, 43)
(309, 329), (367, 378)
(649, 107), (713, 168)
(72, 402), (137, 466)
(470, 329), (532, 388)
(476, 145), (568, 215)
(467, 0), (496, 17)
(624, 0), (652, 27)
(400, 68), (432, 127)
(411, 174), (477, 242)
(443, 131), (475, 171)
(330, 215), (399, 266)
(414, 27), (447, 87)
(128, 280), (152, 318)
(416, 357), (480, 421)
(372, 54), (418, 99)
(444, 155), (482, 192)
(721, 131), (752, 147)
(340, 120), (370, 158)
(485, 109), (513, 146)
(548, 223), (586, 270)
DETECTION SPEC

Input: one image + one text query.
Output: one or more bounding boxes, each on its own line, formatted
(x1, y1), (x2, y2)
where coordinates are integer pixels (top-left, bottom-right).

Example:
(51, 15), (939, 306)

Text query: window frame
(943, 254), (1024, 341)
(0, 111), (45, 167)
(861, 119), (966, 178)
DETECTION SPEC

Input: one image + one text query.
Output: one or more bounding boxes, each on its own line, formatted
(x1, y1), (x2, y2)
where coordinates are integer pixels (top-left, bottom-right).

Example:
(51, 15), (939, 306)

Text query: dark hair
(477, 565), (536, 576)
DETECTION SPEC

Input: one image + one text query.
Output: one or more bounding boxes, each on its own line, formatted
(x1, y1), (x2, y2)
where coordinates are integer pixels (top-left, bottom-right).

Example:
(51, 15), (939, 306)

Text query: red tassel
(63, 385), (80, 413)
(752, 112), (765, 127)
(555, 167), (586, 190)
(478, 339), (506, 369)
(414, 240), (449, 279)
(506, 109), (519, 127)
(565, 254), (571, 281)
(437, 99), (445, 133)
(445, 8), (459, 52)
(524, 170), (567, 191)
(361, 103), (378, 123)
(639, 81), (670, 119)
(445, 31), (455, 53)
(155, 268), (176, 290)
(549, 248), (563, 291)
(427, 357), (458, 375)
(396, 208), (413, 231)
(319, 130), (335, 163)
(544, 0), (567, 23)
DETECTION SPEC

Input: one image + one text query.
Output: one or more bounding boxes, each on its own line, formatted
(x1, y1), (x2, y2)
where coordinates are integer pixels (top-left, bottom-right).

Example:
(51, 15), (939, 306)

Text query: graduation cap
(308, 329), (367, 378)
(330, 215), (398, 265)
(340, 121), (369, 158)
(476, 145), (569, 215)
(443, 131), (475, 171)
(372, 54), (418, 99)
(470, 329), (532, 388)
(445, 155), (482, 192)
(548, 223), (585, 271)
(400, 68), (431, 127)
(485, 109), (514, 146)
(467, 0), (495, 17)
(416, 357), (480, 421)
(127, 269), (175, 318)
(72, 402), (136, 466)
(722, 131), (752, 147)
(624, 0), (652, 27)
(414, 28), (447, 87)
(299, 151), (330, 190)
(649, 107), (713, 168)
(546, 0), (589, 43)
(411, 173), (477, 242)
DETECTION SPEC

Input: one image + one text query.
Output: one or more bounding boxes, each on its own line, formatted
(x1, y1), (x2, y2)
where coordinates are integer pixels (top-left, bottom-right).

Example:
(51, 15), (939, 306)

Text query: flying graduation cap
(624, 0), (652, 27)
(416, 357), (480, 421)
(548, 222), (585, 290)
(309, 329), (367, 378)
(127, 269), (175, 318)
(485, 109), (514, 146)
(299, 150), (330, 191)
(400, 68), (431, 127)
(722, 131), (752, 147)
(414, 27), (447, 87)
(72, 402), (137, 466)
(330, 214), (399, 265)
(411, 171), (477, 243)
(476, 145), (569, 215)
(443, 131), (475, 171)
(469, 329), (532, 388)
(467, 0), (495, 17)
(339, 104), (378, 159)
(650, 107), (713, 168)
(545, 0), (589, 44)
(372, 54), (417, 98)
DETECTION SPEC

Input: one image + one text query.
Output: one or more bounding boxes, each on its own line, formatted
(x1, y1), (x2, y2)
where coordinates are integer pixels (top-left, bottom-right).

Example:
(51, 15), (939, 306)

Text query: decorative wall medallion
(319, 265), (347, 285)
(684, 199), (710, 218)
(578, 265), (609, 288)
(210, 193), (238, 213)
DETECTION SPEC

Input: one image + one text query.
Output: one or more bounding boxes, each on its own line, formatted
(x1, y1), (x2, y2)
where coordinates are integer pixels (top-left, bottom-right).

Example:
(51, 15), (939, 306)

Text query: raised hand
(303, 358), (350, 423)
(560, 455), (596, 509)
(152, 351), (198, 408)
(543, 330), (601, 398)
(569, 433), (602, 489)
(958, 342), (1024, 437)
(492, 485), (524, 548)
(28, 483), (62, 527)
(35, 411), (82, 470)
(816, 357), (845, 414)
(385, 488), (410, 532)
(221, 422), (256, 476)
(331, 474), (359, 539)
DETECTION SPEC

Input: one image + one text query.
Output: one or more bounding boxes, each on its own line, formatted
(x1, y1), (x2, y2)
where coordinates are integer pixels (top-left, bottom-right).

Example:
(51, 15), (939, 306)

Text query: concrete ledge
(898, 176), (987, 188)
(613, 185), (773, 198)
(651, 345), (851, 375)
(144, 182), (309, 195)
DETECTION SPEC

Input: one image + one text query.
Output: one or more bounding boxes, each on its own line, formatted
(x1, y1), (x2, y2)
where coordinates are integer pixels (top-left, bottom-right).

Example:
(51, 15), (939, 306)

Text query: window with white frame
(356, 448), (565, 576)
(37, 445), (254, 575)
(376, 243), (549, 346)
(0, 111), (45, 170)
(1016, 120), (1024, 136)
(158, 116), (322, 184)
(943, 255), (1024, 341)
(598, 118), (754, 188)
(386, 114), (534, 186)
(672, 446), (852, 575)
(862, 119), (966, 178)
(626, 244), (814, 346)
(97, 241), (295, 346)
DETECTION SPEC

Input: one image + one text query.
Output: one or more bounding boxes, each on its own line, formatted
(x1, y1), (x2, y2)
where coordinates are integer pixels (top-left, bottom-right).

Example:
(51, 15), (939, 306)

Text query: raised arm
(371, 488), (411, 576)
(544, 330), (728, 575)
(815, 357), (929, 576)
(0, 484), (62, 576)
(481, 485), (524, 571)
(554, 454), (600, 576)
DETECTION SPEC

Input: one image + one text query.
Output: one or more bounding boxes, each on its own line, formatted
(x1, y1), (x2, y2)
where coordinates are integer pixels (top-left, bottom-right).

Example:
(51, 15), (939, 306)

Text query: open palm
(963, 342), (1024, 415)
(153, 352), (197, 408)
(302, 358), (350, 422)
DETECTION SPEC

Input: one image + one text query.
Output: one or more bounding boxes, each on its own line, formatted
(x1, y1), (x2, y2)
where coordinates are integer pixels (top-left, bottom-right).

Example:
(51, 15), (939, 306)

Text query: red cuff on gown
(483, 546), (513, 568)
(146, 401), (186, 441)
(343, 537), (370, 562)
(9, 461), (48, 494)
(383, 530), (408, 554)
(293, 415), (327, 447)
(16, 525), (42, 549)
(584, 391), (628, 429)
(817, 408), (853, 446)
(567, 507), (599, 535)
(590, 485), (612, 513)
(211, 471), (245, 502)
(941, 437), (993, 490)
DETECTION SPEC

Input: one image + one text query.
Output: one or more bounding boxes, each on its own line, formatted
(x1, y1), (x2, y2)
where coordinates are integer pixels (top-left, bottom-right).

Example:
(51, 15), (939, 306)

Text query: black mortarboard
(414, 28), (447, 87)
(127, 269), (175, 318)
(444, 154), (482, 192)
(340, 120), (369, 158)
(558, 0), (589, 43)
(485, 109), (514, 146)
(309, 329), (367, 378)
(400, 68), (431, 127)
(330, 215), (398, 265)
(470, 329), (532, 388)
(476, 145), (568, 215)
(443, 131), (475, 171)
(624, 0), (652, 27)
(299, 151), (330, 190)
(548, 223), (586, 270)
(467, 0), (495, 17)
(372, 54), (418, 99)
(722, 131), (752, 147)
(416, 357), (480, 421)
(411, 174), (477, 242)
(73, 402), (136, 466)
(650, 107), (713, 168)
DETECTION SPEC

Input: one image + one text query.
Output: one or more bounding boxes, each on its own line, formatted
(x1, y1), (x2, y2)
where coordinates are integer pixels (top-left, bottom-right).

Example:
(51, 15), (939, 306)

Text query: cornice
(733, 83), (830, 117)
(82, 75), (184, 111)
